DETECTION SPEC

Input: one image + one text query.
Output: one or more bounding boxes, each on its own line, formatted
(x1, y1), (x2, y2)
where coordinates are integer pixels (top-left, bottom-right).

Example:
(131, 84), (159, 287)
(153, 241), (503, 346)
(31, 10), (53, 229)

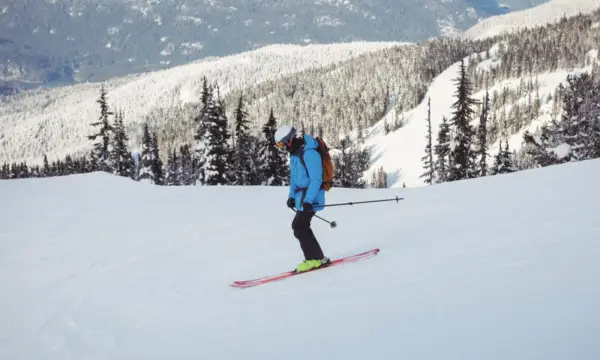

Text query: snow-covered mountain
(2, 157), (599, 359)
(0, 42), (403, 164)
(460, 0), (600, 39)
(1, 1), (598, 188)
(0, 0), (546, 92)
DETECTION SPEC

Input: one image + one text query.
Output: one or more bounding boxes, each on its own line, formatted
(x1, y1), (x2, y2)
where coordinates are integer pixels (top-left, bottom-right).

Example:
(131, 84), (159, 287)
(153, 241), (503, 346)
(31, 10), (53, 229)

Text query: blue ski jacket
(288, 135), (325, 212)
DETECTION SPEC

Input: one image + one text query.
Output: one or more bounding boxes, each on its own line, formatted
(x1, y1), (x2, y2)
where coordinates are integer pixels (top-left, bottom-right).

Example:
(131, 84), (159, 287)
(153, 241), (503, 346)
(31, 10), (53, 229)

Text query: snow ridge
(460, 0), (600, 39)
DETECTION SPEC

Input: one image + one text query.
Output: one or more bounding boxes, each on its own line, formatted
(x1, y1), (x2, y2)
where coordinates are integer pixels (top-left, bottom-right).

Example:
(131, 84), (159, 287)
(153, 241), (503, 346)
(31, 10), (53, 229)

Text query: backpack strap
(299, 151), (307, 174)
(300, 149), (324, 190)
(299, 148), (317, 174)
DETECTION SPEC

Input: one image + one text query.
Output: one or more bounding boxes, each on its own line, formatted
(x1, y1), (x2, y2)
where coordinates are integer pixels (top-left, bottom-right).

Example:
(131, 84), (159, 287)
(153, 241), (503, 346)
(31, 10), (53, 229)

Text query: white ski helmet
(274, 124), (297, 144)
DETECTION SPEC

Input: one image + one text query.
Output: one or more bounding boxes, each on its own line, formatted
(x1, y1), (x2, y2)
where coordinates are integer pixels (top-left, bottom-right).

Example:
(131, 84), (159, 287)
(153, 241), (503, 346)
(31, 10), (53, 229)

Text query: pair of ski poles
(291, 196), (404, 228)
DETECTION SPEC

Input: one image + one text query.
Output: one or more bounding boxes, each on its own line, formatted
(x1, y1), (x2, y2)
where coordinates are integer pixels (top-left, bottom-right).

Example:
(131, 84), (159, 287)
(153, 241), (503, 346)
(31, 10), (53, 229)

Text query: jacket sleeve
(302, 149), (323, 204)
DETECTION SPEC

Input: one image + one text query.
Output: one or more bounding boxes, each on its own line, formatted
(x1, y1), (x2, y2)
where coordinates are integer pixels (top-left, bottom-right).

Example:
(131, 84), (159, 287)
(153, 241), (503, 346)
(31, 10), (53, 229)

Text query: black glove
(302, 203), (314, 212)
(287, 198), (295, 209)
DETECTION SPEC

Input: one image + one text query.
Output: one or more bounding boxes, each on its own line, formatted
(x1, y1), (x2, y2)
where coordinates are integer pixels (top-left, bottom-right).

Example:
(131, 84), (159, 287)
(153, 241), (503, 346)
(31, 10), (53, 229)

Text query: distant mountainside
(460, 0), (600, 39)
(0, 0), (548, 93)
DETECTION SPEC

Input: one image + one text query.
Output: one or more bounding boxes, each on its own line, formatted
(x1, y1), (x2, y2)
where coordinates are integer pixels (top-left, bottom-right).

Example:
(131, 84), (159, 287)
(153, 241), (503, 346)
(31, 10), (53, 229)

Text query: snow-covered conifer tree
(420, 97), (435, 184)
(199, 94), (231, 185)
(87, 85), (114, 171)
(434, 116), (451, 183)
(179, 144), (195, 185)
(138, 123), (156, 183)
(231, 93), (255, 185)
(257, 109), (288, 186)
(165, 149), (181, 186)
(475, 91), (490, 177)
(448, 60), (478, 182)
(151, 132), (164, 185)
(110, 111), (134, 178)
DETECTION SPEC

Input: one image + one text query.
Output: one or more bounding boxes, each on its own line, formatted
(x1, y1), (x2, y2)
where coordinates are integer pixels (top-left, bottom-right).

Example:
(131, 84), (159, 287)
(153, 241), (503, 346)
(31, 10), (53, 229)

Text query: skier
(274, 125), (331, 273)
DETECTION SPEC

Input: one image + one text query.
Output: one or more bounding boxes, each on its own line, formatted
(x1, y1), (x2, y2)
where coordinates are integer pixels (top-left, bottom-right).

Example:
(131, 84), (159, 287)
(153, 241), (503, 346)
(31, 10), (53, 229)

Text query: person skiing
(274, 125), (331, 273)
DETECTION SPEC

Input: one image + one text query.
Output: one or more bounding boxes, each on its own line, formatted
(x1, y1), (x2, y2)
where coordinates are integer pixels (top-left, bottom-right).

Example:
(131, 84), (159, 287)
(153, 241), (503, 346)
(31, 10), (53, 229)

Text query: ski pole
(321, 196), (404, 208)
(291, 209), (337, 228)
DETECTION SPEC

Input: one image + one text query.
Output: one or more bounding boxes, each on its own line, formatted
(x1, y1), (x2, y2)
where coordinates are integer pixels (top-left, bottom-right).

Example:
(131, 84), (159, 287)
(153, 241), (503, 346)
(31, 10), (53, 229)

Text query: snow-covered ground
(2, 159), (600, 359)
(460, 0), (600, 39)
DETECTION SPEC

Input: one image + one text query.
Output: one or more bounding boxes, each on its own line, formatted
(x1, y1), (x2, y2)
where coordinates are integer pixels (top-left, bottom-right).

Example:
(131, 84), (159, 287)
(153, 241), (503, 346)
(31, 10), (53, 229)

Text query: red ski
(230, 248), (379, 289)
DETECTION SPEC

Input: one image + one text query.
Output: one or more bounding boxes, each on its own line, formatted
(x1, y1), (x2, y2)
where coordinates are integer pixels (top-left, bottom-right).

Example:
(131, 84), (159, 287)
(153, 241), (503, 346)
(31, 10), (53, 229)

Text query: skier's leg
(292, 210), (325, 260)
(305, 217), (325, 260)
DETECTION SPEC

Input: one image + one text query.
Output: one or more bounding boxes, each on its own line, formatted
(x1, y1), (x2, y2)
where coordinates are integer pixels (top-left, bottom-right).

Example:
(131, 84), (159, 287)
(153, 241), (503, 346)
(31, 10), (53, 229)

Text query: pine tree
(370, 167), (387, 188)
(258, 109), (289, 185)
(201, 77), (212, 110)
(382, 84), (390, 119)
(138, 123), (156, 183)
(151, 132), (164, 185)
(434, 116), (451, 183)
(333, 136), (369, 188)
(87, 150), (99, 172)
(42, 154), (50, 177)
(192, 79), (216, 185)
(14, 162), (29, 178)
(179, 144), (194, 185)
(110, 111), (134, 178)
(2, 164), (10, 179)
(231, 93), (255, 185)
(522, 125), (562, 167)
(476, 90), (490, 177)
(333, 137), (353, 187)
(64, 155), (76, 175)
(500, 141), (516, 174)
(199, 94), (231, 185)
(353, 145), (371, 189)
(552, 76), (589, 161)
(78, 155), (89, 174)
(87, 84), (114, 171)
(420, 97), (435, 184)
(248, 136), (262, 185)
(194, 114), (209, 185)
(589, 107), (600, 159)
(491, 141), (516, 175)
(50, 161), (58, 177)
(576, 74), (600, 160)
(490, 142), (502, 175)
(447, 60), (479, 182)
(165, 148), (181, 186)
(522, 73), (600, 167)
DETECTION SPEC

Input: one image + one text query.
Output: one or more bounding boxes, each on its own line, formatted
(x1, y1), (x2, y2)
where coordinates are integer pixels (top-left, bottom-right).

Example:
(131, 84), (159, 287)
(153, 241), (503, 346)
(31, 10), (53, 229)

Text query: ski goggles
(275, 135), (293, 149)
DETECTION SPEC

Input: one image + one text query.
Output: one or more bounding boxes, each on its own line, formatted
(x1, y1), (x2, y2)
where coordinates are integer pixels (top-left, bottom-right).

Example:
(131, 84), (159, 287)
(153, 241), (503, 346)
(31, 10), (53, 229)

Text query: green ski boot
(295, 258), (331, 273)
(295, 259), (323, 273)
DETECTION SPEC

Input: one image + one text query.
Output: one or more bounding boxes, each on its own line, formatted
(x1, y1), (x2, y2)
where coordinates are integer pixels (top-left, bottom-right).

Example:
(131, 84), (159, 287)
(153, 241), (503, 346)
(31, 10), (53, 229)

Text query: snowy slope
(460, 0), (600, 39)
(364, 46), (598, 187)
(1, 159), (600, 359)
(0, 42), (400, 165)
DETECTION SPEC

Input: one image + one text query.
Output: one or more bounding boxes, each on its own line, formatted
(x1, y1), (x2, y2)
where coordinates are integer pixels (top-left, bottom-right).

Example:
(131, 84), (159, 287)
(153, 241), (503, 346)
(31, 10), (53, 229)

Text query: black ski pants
(292, 210), (325, 260)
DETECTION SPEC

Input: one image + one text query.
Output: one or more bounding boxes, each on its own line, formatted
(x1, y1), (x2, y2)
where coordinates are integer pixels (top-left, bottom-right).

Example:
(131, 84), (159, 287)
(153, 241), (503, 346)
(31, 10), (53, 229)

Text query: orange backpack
(300, 137), (335, 191)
